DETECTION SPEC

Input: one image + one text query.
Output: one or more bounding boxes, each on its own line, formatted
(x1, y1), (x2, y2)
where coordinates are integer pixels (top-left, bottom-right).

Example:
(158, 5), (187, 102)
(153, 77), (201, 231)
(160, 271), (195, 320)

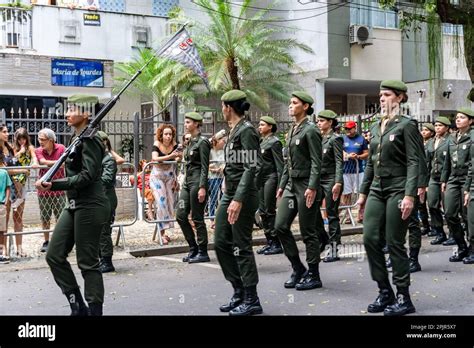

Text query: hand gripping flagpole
(40, 23), (209, 183)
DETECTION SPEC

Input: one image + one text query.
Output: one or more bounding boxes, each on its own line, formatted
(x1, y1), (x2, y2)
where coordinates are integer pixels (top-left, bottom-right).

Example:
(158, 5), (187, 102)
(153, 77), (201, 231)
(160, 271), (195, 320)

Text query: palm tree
(170, 0), (314, 111)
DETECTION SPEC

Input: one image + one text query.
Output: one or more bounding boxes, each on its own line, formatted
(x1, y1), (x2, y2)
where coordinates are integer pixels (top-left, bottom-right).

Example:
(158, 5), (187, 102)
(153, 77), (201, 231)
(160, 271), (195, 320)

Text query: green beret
(317, 109), (338, 120)
(185, 112), (203, 122)
(97, 131), (109, 141)
(422, 123), (435, 132)
(260, 116), (276, 125)
(380, 80), (407, 93)
(68, 94), (99, 106)
(291, 91), (314, 105)
(435, 116), (451, 127)
(221, 89), (247, 102)
(457, 107), (474, 118)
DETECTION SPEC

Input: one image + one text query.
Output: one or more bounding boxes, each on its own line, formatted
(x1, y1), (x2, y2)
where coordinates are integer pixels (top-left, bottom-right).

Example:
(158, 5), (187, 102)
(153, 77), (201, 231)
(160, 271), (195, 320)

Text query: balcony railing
(0, 7), (32, 49)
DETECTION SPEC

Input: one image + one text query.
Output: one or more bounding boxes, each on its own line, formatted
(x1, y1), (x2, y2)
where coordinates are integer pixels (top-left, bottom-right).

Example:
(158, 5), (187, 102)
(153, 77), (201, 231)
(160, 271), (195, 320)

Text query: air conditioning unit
(349, 25), (373, 47)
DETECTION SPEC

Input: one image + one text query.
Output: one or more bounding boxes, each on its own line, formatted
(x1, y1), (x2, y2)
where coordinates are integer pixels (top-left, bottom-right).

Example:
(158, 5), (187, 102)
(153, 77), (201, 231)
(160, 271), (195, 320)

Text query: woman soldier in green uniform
(255, 116), (284, 256)
(441, 108), (473, 262)
(176, 112), (211, 263)
(36, 94), (109, 316)
(274, 91), (324, 291)
(316, 110), (343, 262)
(97, 131), (119, 273)
(463, 108), (474, 264)
(427, 116), (451, 245)
(357, 80), (419, 316)
(214, 90), (262, 316)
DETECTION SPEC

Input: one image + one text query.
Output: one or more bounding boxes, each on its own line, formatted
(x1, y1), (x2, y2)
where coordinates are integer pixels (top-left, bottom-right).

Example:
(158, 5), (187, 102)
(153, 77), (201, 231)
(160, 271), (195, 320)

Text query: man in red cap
(341, 120), (369, 223)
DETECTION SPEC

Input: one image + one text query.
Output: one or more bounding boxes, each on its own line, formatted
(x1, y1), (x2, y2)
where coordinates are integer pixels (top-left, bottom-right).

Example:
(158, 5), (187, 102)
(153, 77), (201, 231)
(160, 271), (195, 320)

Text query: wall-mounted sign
(84, 13), (101, 26)
(51, 59), (104, 88)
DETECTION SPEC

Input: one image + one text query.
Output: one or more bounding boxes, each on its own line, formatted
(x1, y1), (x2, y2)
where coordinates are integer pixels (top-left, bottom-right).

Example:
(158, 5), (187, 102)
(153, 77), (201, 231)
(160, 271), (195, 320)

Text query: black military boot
(219, 282), (244, 312)
(430, 227), (447, 245)
(88, 303), (103, 316)
(256, 242), (271, 254)
(99, 256), (115, 273)
(295, 264), (322, 290)
(323, 242), (341, 263)
(65, 289), (88, 316)
(384, 288), (416, 316)
(367, 286), (395, 313)
(263, 239), (283, 255)
(449, 243), (470, 262)
(409, 248), (421, 273)
(442, 235), (456, 246)
(229, 286), (263, 316)
(462, 247), (474, 264)
(182, 243), (198, 262)
(284, 260), (306, 289)
(188, 247), (210, 263)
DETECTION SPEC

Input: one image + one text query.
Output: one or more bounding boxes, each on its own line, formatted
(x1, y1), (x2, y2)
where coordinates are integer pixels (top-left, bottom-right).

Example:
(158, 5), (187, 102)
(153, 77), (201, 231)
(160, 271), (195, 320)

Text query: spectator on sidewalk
(208, 130), (226, 229)
(341, 121), (368, 223)
(35, 128), (66, 253)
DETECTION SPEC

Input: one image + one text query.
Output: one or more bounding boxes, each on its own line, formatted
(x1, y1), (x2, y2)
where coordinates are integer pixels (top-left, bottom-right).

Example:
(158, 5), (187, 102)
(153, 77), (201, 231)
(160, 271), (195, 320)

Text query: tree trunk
(226, 57), (240, 90)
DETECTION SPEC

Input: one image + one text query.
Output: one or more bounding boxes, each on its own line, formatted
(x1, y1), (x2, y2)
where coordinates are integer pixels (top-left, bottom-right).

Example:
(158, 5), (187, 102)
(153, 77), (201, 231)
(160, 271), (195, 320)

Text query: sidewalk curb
(130, 225), (363, 258)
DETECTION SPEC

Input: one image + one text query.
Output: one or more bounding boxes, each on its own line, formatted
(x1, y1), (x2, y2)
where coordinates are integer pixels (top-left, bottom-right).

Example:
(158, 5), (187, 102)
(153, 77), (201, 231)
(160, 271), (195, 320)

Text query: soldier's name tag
(295, 139), (300, 145)
(323, 149), (327, 154)
(261, 149), (265, 154)
(463, 145), (467, 150)
(389, 134), (395, 141)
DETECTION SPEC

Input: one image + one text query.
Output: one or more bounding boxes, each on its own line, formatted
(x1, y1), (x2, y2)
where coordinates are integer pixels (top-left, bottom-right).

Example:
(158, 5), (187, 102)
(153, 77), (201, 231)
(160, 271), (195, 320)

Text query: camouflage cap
(380, 80), (408, 93)
(435, 116), (451, 127)
(260, 116), (276, 125)
(317, 109), (338, 120)
(457, 107), (474, 118)
(68, 94), (99, 106)
(97, 131), (109, 141)
(422, 123), (435, 132)
(291, 91), (314, 105)
(185, 112), (203, 122)
(221, 89), (247, 102)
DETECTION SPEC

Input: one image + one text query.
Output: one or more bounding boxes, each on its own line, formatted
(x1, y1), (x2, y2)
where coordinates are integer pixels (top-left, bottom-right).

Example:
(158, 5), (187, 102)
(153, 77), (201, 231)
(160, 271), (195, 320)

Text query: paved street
(1, 235), (473, 316)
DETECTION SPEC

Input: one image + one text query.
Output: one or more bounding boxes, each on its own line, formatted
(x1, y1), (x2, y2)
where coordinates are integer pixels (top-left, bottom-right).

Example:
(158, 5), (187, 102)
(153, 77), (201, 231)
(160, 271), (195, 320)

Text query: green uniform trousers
(46, 201), (109, 304)
(444, 177), (468, 244)
(320, 175), (341, 245)
(176, 181), (208, 248)
(427, 181), (444, 229)
(275, 179), (323, 266)
(258, 173), (278, 238)
(408, 197), (422, 249)
(467, 195), (474, 246)
(214, 186), (259, 287)
(100, 188), (117, 258)
(363, 185), (410, 288)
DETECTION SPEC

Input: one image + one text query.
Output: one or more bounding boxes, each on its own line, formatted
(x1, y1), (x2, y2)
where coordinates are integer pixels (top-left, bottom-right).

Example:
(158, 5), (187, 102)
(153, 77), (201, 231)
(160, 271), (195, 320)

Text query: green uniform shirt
(184, 133), (211, 188)
(360, 115), (420, 197)
(279, 118), (322, 190)
(441, 130), (472, 192)
(259, 134), (284, 184)
(426, 134), (449, 183)
(321, 130), (343, 184)
(224, 118), (261, 202)
(51, 132), (106, 201)
(101, 152), (117, 191)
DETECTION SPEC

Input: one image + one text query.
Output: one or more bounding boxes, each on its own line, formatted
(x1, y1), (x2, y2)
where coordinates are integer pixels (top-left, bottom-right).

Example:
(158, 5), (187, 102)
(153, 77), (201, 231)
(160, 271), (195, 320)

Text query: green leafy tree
(170, 0), (314, 111)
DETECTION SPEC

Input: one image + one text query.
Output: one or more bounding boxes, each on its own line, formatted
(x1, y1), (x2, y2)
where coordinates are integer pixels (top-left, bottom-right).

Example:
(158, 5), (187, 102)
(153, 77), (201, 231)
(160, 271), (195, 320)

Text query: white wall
(30, 5), (168, 62)
(442, 34), (471, 81)
(351, 28), (402, 81)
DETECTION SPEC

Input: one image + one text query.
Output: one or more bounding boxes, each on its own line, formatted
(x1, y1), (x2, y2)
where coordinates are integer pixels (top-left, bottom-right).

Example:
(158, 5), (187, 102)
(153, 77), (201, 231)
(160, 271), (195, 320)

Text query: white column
(315, 79), (325, 114)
